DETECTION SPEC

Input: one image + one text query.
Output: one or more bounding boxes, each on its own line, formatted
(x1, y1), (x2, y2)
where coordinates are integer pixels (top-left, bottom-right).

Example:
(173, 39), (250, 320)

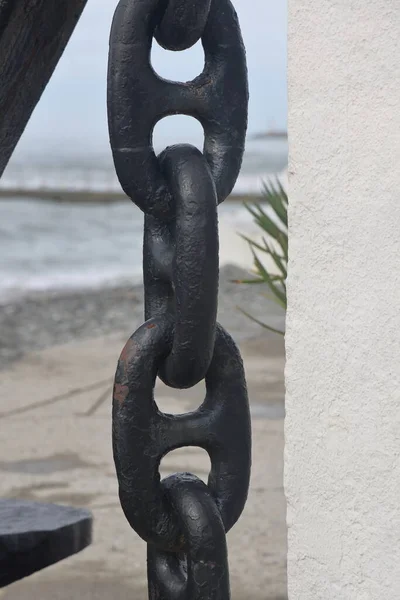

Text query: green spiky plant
(235, 178), (288, 336)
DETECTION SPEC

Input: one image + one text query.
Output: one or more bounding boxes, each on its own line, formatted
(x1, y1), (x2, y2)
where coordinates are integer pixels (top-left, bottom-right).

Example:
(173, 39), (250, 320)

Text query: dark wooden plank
(0, 0), (88, 177)
(0, 499), (92, 587)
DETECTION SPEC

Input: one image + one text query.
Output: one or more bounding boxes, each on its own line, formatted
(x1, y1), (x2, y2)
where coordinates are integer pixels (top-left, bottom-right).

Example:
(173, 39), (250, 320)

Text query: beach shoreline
(0, 264), (285, 371)
(0, 188), (262, 204)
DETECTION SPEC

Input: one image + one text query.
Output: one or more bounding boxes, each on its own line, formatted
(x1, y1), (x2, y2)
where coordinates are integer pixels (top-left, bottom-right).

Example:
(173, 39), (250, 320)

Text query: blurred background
(0, 0), (287, 300)
(0, 3), (288, 597)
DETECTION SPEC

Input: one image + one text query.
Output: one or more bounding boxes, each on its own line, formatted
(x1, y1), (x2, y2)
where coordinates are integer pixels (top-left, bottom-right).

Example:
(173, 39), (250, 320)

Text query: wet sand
(0, 188), (261, 204)
(0, 265), (285, 370)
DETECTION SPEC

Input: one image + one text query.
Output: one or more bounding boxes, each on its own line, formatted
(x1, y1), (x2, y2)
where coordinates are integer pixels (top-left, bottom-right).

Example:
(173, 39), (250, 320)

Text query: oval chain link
(147, 474), (230, 600)
(108, 0), (251, 598)
(108, 0), (248, 219)
(155, 0), (212, 51)
(113, 317), (251, 551)
(144, 144), (218, 389)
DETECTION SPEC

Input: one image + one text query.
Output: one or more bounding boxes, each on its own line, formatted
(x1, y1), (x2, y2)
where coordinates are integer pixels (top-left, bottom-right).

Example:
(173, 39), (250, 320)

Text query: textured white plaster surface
(285, 1), (400, 598)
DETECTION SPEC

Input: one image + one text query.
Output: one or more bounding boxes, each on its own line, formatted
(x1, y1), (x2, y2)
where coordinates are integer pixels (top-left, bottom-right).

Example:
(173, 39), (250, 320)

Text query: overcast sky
(16, 0), (287, 159)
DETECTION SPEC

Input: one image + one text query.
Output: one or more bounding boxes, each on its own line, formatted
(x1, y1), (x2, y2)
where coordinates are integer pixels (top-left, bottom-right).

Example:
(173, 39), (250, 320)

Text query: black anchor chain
(108, 0), (251, 597)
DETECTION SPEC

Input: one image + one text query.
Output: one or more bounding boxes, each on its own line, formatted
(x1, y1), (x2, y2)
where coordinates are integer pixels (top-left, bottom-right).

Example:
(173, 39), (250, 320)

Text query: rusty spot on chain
(147, 323), (156, 329)
(114, 383), (129, 406)
(120, 340), (137, 366)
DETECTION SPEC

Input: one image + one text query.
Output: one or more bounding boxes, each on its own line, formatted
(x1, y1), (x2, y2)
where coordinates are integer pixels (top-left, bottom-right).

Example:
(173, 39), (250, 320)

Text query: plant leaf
(262, 179), (288, 228)
(238, 233), (270, 255)
(237, 307), (285, 336)
(251, 248), (287, 309)
(244, 202), (284, 243)
(236, 176), (288, 334)
(262, 236), (287, 278)
(230, 278), (264, 285)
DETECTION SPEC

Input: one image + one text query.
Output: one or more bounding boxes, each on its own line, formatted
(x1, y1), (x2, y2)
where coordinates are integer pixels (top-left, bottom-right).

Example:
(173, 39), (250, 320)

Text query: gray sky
(16, 0), (287, 159)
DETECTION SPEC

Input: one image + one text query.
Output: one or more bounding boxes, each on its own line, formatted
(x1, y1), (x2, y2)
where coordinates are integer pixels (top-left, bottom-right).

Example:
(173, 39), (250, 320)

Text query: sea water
(0, 139), (287, 301)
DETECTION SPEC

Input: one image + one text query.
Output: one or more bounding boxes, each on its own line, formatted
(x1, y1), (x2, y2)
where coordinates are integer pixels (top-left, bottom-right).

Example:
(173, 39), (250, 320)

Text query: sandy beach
(0, 0), (288, 591)
(0, 262), (286, 599)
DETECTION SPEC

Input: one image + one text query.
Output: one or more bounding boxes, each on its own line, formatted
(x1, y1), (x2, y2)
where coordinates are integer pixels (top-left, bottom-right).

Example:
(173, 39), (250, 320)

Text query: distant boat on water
(251, 129), (288, 140)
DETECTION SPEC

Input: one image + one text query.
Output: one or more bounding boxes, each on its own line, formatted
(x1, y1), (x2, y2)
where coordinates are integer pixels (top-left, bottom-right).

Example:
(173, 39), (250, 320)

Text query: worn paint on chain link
(108, 0), (251, 597)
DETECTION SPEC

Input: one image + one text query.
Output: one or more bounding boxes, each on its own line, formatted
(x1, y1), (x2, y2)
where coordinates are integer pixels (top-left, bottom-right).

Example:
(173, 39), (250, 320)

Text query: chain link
(155, 0), (212, 51)
(108, 0), (251, 597)
(108, 0), (248, 219)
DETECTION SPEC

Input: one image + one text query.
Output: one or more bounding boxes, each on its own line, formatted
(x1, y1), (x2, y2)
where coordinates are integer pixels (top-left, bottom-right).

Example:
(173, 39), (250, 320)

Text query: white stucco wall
(285, 1), (400, 598)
